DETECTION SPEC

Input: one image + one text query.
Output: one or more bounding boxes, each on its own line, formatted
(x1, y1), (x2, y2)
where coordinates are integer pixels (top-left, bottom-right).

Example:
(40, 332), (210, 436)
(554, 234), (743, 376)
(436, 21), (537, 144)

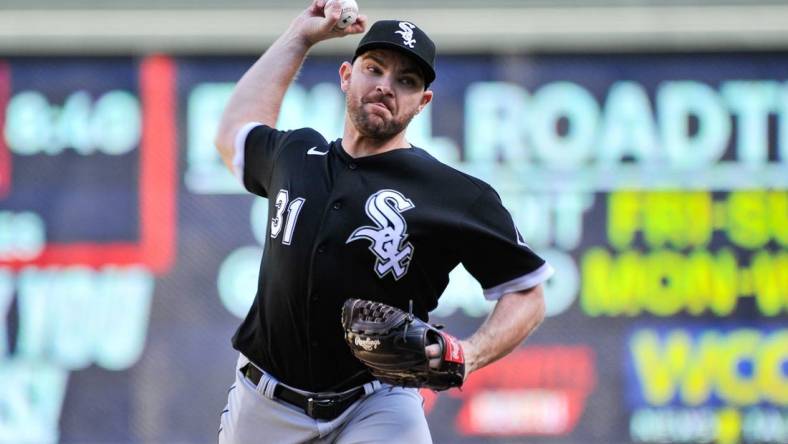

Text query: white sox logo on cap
(347, 189), (415, 280)
(353, 20), (436, 85)
(395, 22), (417, 48)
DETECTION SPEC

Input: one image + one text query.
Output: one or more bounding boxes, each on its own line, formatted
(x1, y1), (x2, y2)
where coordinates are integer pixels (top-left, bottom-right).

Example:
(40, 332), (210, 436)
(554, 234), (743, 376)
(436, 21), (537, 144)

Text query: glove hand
(342, 298), (466, 391)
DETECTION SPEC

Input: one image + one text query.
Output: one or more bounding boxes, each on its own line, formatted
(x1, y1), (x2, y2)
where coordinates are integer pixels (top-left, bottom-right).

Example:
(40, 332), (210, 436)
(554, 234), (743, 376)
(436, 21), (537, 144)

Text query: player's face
(341, 50), (433, 140)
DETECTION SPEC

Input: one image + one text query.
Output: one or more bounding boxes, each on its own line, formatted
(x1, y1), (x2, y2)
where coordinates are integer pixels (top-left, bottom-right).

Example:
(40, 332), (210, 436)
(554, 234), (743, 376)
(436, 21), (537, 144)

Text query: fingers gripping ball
(325, 0), (359, 29)
(341, 298), (465, 391)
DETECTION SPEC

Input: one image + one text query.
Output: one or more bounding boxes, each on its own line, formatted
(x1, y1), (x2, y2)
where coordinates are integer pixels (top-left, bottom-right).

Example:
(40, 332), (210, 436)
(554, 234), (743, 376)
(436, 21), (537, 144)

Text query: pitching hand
(291, 0), (367, 47)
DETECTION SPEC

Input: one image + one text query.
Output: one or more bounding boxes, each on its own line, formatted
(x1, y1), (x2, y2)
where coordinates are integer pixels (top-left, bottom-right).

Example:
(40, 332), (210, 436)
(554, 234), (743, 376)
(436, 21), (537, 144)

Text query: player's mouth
(365, 101), (391, 114)
(362, 93), (395, 114)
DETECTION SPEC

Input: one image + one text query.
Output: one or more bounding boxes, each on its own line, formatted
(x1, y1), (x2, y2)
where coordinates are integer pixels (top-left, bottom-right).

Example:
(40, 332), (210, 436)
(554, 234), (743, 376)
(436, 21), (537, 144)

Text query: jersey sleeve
(234, 123), (326, 197)
(458, 187), (554, 300)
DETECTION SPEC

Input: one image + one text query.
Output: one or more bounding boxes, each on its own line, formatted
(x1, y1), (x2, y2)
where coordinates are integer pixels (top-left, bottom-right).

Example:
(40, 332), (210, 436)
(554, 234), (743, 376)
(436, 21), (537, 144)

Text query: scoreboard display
(0, 52), (785, 443)
(0, 57), (175, 272)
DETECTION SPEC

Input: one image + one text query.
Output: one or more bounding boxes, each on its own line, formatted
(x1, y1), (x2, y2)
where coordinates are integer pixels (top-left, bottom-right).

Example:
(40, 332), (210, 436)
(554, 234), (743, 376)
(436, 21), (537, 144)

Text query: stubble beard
(346, 89), (418, 141)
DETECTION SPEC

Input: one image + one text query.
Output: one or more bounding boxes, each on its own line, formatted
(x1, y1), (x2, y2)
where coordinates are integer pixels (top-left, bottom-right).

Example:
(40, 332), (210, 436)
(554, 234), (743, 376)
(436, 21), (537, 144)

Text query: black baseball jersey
(231, 123), (553, 392)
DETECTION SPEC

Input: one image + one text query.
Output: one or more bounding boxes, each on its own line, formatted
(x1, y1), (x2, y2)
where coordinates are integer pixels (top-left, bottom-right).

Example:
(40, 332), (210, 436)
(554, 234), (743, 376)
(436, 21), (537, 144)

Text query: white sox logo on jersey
(395, 22), (417, 48)
(347, 189), (415, 280)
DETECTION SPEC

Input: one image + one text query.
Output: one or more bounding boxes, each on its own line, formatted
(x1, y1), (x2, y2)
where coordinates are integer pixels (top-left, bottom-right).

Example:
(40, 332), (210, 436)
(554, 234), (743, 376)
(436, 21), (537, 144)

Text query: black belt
(243, 364), (365, 421)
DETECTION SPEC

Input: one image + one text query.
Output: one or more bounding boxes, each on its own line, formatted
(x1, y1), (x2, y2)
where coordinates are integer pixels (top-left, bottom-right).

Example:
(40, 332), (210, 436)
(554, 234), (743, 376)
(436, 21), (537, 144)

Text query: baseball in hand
(325, 0), (359, 29)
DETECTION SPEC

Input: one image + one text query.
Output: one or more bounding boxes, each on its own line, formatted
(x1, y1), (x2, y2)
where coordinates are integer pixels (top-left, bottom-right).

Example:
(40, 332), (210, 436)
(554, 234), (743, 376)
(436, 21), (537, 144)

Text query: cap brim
(354, 41), (436, 86)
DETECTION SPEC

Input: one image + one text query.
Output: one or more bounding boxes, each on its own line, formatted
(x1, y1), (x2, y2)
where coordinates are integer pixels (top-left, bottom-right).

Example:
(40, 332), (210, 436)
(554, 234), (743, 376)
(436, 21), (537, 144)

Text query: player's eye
(400, 76), (419, 88)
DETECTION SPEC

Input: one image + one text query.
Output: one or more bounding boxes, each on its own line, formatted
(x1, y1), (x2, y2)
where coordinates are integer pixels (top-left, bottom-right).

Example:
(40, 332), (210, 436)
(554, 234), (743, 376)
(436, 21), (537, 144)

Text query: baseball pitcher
(214, 1), (554, 442)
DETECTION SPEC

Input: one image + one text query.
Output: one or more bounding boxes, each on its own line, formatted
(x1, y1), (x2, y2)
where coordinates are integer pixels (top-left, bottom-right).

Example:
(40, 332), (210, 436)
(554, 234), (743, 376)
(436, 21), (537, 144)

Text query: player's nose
(375, 79), (394, 96)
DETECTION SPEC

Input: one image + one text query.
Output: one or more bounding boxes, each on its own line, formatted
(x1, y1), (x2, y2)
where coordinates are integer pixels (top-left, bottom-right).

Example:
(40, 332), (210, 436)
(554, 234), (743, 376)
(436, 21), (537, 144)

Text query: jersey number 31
(270, 189), (305, 245)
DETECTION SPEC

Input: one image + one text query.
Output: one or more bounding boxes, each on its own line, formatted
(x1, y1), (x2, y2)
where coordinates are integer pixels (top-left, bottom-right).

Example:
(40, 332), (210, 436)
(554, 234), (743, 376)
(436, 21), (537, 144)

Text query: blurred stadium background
(0, 0), (786, 443)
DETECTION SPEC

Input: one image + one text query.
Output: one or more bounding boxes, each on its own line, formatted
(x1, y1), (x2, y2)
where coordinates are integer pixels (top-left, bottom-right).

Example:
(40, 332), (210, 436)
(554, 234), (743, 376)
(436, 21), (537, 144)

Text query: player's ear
(339, 61), (353, 93)
(417, 89), (433, 113)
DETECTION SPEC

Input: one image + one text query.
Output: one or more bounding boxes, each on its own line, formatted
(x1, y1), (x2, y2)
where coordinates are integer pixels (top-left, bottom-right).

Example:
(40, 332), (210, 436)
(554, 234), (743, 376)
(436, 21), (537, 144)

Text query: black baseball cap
(353, 20), (436, 87)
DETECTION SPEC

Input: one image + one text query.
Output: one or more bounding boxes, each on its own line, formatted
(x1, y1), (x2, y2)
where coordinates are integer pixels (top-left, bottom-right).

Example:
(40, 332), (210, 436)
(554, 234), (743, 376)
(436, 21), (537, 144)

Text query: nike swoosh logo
(307, 146), (329, 156)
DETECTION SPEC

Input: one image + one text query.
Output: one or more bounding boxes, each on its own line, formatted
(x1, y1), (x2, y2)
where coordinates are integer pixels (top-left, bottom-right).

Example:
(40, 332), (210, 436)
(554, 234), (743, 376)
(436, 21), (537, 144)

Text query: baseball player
(214, 1), (553, 442)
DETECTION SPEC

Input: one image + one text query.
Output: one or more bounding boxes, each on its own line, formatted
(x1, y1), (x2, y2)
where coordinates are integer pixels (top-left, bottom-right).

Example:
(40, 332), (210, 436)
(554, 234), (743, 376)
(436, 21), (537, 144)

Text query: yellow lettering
(631, 329), (685, 406)
(643, 192), (685, 248)
(708, 249), (739, 316)
(608, 191), (714, 250)
(580, 247), (612, 316)
(685, 250), (714, 315)
(756, 330), (788, 405)
(768, 191), (788, 246)
(780, 252), (788, 311)
(633, 328), (788, 408)
(664, 330), (694, 386)
(752, 251), (782, 316)
(583, 248), (745, 317)
(716, 329), (761, 406)
(680, 331), (718, 406)
(581, 248), (645, 316)
(726, 191), (769, 248)
(614, 250), (644, 316)
(685, 192), (713, 247)
(608, 191), (641, 249)
(716, 408), (742, 444)
(644, 250), (685, 316)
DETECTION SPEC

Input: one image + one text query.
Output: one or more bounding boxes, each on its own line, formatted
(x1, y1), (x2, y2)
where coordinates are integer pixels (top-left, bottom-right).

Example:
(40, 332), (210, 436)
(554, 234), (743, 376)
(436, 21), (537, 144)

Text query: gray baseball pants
(218, 354), (433, 444)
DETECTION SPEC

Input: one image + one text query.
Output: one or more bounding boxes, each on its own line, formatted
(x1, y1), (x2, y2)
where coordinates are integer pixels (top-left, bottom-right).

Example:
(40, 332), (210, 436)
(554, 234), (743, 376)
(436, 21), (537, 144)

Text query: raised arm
(428, 284), (546, 378)
(214, 0), (367, 173)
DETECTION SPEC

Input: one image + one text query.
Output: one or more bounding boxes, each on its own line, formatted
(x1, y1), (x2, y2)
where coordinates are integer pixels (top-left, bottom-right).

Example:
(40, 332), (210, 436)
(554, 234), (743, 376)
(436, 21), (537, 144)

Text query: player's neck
(341, 122), (410, 158)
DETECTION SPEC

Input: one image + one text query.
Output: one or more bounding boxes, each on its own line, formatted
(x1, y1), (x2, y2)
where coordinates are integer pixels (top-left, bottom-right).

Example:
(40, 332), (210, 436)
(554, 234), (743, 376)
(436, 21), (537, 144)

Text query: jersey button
(348, 163), (358, 170)
(317, 245), (326, 254)
(332, 201), (342, 210)
(311, 340), (319, 348)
